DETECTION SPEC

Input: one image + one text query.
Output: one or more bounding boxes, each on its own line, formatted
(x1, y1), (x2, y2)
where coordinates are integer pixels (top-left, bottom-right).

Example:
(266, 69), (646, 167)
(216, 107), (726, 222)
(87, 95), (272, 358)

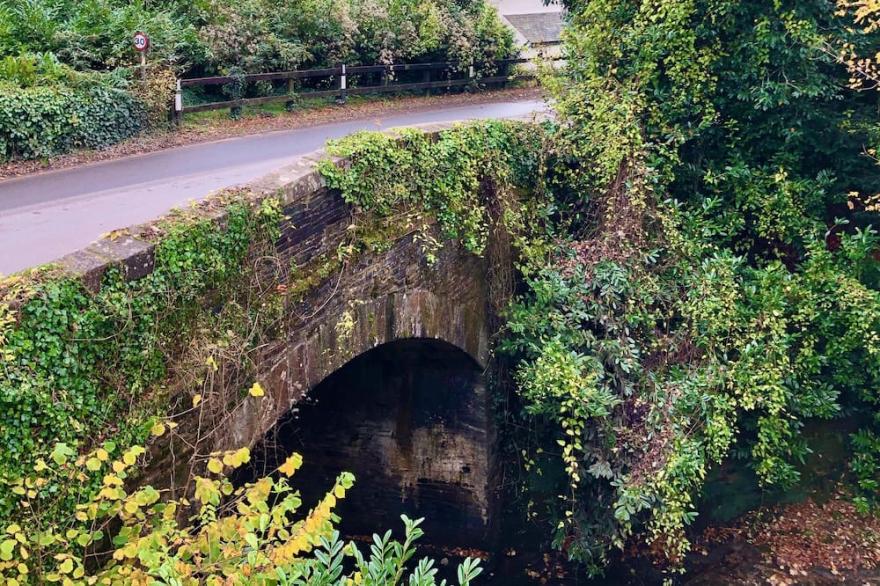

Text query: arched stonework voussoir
(291, 287), (489, 396)
(221, 229), (493, 452)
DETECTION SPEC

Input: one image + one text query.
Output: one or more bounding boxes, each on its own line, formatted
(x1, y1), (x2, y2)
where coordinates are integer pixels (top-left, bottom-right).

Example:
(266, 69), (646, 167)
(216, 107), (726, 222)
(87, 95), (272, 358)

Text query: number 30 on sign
(133, 31), (149, 52)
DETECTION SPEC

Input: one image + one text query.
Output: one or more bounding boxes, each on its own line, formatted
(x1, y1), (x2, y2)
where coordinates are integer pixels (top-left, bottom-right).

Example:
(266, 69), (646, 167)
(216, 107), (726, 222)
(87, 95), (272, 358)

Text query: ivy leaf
(50, 443), (74, 466)
(150, 422), (166, 437)
(0, 539), (16, 561)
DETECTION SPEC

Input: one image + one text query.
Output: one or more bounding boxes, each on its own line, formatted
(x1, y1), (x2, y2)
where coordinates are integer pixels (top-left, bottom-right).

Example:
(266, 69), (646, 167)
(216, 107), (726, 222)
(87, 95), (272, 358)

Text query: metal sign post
(133, 31), (149, 81)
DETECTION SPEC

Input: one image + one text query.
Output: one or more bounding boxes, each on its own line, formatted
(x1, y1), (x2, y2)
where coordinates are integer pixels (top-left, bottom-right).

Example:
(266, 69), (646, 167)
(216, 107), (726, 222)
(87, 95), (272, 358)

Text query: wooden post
(286, 76), (296, 111)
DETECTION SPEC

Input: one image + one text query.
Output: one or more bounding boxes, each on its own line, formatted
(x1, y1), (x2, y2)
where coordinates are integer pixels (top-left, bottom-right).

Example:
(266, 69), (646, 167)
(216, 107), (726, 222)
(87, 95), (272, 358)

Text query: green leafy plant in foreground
(0, 196), (282, 526)
(0, 437), (482, 585)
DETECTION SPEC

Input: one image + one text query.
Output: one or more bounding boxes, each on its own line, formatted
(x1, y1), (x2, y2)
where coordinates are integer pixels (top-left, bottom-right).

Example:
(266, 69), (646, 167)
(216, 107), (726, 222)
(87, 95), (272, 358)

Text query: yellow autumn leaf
(192, 394), (202, 407)
(150, 422), (166, 437)
(249, 382), (265, 398)
(122, 447), (143, 466)
(222, 447), (250, 468)
(207, 458), (224, 475)
(103, 474), (123, 487)
(278, 453), (303, 477)
(95, 448), (109, 462)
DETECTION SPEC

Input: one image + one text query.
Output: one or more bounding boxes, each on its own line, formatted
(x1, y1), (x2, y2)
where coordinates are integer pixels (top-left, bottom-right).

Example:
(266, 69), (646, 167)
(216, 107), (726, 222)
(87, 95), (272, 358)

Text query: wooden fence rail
(173, 56), (553, 122)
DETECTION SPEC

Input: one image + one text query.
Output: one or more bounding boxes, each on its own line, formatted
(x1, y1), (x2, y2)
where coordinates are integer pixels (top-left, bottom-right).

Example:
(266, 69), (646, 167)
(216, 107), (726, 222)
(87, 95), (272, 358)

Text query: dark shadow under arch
(244, 337), (494, 547)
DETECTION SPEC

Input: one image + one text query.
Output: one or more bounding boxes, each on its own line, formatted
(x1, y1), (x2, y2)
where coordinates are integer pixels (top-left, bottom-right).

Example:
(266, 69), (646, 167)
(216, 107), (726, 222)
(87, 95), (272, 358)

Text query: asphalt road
(0, 98), (546, 275)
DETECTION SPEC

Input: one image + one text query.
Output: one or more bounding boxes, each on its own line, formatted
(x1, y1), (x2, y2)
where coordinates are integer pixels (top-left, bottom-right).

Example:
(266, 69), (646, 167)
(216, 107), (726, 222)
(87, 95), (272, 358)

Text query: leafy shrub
(0, 52), (75, 86)
(0, 0), (207, 72)
(496, 0), (880, 575)
(0, 439), (482, 585)
(0, 79), (144, 161)
(140, 64), (178, 129)
(1, 0), (514, 77)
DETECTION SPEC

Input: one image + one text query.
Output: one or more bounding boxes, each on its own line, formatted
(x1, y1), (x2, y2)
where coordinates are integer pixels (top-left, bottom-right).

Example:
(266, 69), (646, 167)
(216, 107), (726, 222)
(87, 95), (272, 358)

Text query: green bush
(497, 0), (880, 575)
(0, 79), (144, 161)
(0, 0), (514, 77)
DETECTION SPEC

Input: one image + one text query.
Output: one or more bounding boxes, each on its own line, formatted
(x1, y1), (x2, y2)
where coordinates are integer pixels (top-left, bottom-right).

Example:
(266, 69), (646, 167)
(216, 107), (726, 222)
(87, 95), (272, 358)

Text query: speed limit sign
(133, 31), (149, 52)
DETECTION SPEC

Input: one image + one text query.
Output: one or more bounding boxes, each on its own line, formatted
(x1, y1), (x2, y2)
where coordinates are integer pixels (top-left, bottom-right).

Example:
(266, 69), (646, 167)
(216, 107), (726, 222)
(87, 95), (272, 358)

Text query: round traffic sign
(133, 31), (149, 52)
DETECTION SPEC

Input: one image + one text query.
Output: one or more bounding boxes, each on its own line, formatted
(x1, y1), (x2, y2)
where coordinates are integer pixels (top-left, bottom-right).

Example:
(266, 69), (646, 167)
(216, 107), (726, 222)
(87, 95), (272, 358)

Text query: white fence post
(173, 79), (182, 125)
(337, 64), (347, 104)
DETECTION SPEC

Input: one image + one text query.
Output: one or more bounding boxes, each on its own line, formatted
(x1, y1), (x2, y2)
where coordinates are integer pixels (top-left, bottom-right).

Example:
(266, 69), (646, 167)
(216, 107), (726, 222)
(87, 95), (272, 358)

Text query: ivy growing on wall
(0, 119), (552, 556)
(0, 195), (282, 524)
(318, 120), (551, 261)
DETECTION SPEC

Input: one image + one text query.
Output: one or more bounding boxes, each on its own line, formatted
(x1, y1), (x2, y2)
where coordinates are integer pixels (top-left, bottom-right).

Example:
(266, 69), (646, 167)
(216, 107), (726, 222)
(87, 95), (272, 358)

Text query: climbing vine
(0, 119), (556, 583)
(318, 120), (551, 261)
(0, 193), (283, 528)
(5, 42), (880, 580)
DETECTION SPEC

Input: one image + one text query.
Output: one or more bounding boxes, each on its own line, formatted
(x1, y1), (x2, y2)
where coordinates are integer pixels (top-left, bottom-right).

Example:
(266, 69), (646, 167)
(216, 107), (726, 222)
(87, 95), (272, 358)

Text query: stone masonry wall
(54, 121), (504, 547)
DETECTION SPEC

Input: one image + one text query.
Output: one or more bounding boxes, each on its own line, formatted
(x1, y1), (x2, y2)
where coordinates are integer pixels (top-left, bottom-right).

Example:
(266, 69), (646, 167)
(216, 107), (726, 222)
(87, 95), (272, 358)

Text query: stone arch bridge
(65, 122), (512, 547)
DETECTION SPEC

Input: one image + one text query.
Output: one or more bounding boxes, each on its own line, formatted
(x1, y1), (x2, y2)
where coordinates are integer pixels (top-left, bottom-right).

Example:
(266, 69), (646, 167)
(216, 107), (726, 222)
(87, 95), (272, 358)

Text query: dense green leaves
(0, 0), (513, 76)
(0, 0), (514, 161)
(0, 197), (281, 524)
(502, 0), (880, 574)
(319, 120), (549, 259)
(0, 78), (144, 161)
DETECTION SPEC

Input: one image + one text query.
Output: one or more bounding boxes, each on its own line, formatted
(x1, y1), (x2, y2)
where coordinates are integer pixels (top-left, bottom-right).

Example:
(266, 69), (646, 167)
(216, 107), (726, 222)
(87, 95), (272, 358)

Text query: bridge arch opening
(244, 337), (495, 547)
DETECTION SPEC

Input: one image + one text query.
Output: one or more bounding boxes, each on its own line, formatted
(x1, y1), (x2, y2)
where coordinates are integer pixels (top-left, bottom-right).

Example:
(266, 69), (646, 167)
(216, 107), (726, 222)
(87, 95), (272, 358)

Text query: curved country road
(0, 98), (546, 275)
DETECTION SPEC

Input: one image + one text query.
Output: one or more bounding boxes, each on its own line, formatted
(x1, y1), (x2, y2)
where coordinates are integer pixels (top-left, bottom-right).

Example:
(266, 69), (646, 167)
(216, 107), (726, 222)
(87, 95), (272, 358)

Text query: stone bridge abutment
(60, 123), (510, 546)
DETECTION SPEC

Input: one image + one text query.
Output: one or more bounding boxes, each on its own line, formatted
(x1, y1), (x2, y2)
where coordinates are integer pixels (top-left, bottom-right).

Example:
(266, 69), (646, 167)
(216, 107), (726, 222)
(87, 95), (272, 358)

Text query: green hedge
(0, 82), (145, 162)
